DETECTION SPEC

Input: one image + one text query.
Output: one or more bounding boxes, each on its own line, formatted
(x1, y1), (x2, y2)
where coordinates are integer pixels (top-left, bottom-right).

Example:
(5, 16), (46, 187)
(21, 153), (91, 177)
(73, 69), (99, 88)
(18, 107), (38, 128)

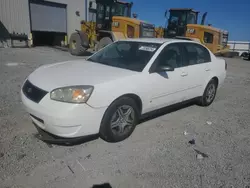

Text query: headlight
(50, 85), (94, 103)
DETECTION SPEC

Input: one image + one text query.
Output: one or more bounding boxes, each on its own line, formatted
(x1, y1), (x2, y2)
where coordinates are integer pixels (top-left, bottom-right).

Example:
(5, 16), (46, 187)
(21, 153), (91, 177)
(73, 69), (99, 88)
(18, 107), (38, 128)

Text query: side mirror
(156, 65), (174, 72)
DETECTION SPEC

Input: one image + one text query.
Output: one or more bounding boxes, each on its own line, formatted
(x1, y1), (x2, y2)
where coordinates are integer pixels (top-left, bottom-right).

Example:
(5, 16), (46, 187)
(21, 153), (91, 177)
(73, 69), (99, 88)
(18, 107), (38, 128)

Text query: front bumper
(33, 123), (99, 145)
(21, 91), (107, 138)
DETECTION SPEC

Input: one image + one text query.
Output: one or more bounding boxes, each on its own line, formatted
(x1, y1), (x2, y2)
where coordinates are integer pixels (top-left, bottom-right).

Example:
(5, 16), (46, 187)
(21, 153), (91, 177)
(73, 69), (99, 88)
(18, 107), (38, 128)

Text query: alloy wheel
(110, 105), (135, 135)
(206, 83), (216, 103)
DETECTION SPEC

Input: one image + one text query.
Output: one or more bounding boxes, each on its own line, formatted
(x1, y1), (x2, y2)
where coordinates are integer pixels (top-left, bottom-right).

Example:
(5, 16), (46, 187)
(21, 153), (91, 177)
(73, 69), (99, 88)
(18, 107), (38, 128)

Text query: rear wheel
(96, 37), (112, 51)
(198, 79), (218, 106)
(69, 32), (87, 56)
(241, 52), (248, 58)
(99, 97), (139, 143)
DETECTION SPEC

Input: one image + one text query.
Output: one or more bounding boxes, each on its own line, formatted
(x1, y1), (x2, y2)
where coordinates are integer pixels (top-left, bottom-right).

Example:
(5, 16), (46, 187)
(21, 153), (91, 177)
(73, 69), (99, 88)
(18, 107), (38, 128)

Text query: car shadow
(91, 183), (112, 188)
(33, 122), (99, 147)
(139, 98), (197, 124)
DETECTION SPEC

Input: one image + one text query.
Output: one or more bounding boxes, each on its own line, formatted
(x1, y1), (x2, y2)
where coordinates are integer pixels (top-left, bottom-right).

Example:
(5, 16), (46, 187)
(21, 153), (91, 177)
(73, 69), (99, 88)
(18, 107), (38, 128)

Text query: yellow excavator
(69, 0), (156, 56)
(156, 8), (238, 57)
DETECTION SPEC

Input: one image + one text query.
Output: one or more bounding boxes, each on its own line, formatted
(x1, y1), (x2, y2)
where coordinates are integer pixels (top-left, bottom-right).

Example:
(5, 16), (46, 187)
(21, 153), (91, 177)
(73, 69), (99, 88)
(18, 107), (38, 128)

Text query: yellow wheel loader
(157, 8), (238, 57)
(69, 0), (155, 56)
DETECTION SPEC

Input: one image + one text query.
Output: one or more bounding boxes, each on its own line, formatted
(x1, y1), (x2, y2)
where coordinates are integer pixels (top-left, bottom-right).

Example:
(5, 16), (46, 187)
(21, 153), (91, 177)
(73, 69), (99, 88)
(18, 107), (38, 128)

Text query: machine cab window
(204, 32), (214, 44)
(96, 0), (132, 30)
(187, 12), (197, 24)
(112, 3), (129, 17)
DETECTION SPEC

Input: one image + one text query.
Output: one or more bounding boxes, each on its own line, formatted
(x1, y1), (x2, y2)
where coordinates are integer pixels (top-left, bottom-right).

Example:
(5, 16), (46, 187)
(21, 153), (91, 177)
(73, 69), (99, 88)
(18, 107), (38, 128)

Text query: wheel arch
(108, 93), (143, 115)
(202, 76), (219, 94)
(73, 30), (89, 48)
(97, 30), (116, 42)
(211, 76), (219, 88)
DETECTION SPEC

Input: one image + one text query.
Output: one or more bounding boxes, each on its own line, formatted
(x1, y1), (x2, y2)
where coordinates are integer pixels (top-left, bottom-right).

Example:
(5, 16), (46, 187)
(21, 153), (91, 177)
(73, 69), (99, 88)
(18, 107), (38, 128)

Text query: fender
(75, 30), (89, 48)
(97, 30), (116, 41)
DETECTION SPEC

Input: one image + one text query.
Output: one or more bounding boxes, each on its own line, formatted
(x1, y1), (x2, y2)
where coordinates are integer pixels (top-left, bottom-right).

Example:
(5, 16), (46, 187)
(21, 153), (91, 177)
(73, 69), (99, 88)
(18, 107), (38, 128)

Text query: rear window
(183, 43), (211, 65)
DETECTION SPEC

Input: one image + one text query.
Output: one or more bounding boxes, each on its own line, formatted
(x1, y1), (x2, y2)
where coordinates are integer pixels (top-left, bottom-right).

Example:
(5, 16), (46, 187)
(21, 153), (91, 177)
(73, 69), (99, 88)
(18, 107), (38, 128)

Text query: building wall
(0, 0), (88, 44)
(49, 0), (87, 40)
(0, 0), (30, 39)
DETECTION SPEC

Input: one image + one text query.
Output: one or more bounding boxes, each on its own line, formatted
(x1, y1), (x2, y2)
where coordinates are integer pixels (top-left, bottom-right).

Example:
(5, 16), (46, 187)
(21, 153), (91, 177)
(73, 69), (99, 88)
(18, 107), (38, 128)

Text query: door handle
(181, 72), (188, 77)
(205, 68), (211, 71)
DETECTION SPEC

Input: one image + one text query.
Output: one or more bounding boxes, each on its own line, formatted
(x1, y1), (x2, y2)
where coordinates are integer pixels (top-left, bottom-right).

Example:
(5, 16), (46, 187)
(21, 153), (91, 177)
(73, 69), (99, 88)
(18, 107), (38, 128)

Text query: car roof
(118, 37), (196, 44)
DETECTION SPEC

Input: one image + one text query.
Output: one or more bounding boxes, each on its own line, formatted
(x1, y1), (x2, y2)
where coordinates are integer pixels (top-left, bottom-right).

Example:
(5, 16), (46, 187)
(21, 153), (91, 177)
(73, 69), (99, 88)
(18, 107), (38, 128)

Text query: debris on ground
(197, 154), (204, 160)
(85, 154), (92, 159)
(5, 62), (25, 67)
(76, 160), (86, 171)
(183, 131), (188, 135)
(0, 153), (4, 158)
(206, 121), (212, 125)
(67, 165), (74, 174)
(188, 139), (196, 145)
(17, 153), (26, 161)
(194, 149), (209, 159)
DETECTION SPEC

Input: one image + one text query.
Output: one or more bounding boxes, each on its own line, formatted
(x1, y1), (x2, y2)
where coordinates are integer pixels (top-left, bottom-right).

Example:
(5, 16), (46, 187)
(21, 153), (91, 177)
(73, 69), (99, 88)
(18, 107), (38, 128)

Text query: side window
(154, 43), (183, 69)
(97, 4), (104, 19)
(204, 32), (213, 44)
(184, 43), (211, 65)
(105, 6), (111, 20)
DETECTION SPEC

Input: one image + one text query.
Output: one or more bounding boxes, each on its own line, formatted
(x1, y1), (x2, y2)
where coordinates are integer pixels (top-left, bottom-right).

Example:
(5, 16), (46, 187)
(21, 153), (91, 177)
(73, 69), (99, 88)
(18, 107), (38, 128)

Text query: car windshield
(87, 41), (161, 72)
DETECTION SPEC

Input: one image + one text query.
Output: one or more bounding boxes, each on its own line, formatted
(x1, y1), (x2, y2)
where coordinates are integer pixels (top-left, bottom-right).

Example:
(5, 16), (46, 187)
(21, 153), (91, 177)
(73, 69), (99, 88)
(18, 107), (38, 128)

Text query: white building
(228, 41), (250, 56)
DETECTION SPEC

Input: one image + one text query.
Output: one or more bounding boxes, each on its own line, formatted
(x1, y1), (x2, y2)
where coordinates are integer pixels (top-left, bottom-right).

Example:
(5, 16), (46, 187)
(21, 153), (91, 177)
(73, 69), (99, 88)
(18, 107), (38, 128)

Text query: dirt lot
(0, 47), (250, 188)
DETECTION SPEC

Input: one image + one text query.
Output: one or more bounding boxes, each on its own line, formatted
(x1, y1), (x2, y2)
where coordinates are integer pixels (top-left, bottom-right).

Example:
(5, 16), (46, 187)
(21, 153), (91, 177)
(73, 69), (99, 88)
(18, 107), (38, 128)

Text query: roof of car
(119, 37), (196, 44)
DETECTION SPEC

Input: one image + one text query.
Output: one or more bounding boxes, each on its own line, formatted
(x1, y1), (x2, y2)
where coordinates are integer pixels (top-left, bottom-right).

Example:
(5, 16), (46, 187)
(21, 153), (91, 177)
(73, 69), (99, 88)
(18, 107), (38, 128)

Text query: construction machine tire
(97, 37), (112, 51)
(69, 32), (87, 56)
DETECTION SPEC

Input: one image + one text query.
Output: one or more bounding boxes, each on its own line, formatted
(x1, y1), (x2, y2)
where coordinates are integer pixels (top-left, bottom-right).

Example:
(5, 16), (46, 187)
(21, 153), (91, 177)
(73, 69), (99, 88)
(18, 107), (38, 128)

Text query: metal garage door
(29, 1), (67, 33)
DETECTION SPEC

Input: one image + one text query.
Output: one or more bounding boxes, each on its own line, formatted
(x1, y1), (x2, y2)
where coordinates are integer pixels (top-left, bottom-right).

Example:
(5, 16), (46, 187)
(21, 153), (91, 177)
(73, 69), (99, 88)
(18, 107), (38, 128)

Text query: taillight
(225, 61), (227, 70)
(127, 25), (135, 38)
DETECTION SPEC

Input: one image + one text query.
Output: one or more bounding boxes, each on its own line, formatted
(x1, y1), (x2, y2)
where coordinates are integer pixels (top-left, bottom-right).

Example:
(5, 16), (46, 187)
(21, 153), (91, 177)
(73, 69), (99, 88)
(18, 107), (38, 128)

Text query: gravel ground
(0, 47), (250, 188)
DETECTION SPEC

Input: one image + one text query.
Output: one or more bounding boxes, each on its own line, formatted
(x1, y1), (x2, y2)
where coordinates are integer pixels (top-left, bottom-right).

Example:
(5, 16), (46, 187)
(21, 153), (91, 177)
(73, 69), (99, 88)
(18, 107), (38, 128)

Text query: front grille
(22, 80), (48, 103)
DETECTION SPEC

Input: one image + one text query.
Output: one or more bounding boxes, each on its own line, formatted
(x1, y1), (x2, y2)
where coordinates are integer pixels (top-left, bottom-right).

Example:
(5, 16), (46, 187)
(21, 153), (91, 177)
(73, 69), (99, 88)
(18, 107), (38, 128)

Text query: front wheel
(198, 79), (218, 106)
(69, 32), (88, 56)
(96, 37), (112, 51)
(99, 97), (139, 143)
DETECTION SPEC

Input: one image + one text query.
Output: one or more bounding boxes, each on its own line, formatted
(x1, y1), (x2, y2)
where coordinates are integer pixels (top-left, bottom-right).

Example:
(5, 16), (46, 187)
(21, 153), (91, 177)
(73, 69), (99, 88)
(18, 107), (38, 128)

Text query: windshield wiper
(87, 58), (97, 63)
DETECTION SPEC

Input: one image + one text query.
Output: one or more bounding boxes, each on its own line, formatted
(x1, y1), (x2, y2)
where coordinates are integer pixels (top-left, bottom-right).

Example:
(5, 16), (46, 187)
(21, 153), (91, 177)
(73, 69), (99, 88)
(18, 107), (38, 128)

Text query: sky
(132, 0), (250, 41)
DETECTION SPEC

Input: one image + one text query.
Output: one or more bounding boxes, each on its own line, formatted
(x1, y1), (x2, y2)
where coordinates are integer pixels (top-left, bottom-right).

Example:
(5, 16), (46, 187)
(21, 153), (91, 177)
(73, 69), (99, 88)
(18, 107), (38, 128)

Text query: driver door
(145, 43), (190, 111)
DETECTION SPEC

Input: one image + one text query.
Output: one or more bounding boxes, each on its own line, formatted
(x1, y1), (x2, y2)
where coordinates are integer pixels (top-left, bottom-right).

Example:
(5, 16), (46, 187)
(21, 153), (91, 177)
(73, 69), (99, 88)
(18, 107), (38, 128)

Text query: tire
(241, 52), (248, 58)
(96, 37), (112, 51)
(69, 32), (87, 56)
(198, 79), (218, 107)
(99, 97), (140, 143)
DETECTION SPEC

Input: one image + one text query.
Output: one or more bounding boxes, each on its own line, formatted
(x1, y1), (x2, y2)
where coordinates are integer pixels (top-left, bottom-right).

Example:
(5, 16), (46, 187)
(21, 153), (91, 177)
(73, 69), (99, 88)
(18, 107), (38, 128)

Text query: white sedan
(21, 38), (227, 143)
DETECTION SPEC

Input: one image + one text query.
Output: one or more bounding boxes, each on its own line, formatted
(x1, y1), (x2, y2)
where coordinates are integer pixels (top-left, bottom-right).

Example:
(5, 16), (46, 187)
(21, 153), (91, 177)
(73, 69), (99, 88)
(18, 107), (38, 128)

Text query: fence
(228, 41), (250, 56)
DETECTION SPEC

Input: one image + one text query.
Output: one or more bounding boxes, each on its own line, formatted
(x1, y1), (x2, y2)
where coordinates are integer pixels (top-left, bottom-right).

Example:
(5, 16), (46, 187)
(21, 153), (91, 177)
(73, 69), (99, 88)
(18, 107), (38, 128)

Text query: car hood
(28, 59), (137, 91)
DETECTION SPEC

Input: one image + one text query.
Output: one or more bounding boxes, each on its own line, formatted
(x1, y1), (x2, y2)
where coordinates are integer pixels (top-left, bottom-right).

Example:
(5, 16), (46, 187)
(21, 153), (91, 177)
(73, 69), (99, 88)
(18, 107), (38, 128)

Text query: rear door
(146, 43), (190, 111)
(181, 42), (212, 99)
